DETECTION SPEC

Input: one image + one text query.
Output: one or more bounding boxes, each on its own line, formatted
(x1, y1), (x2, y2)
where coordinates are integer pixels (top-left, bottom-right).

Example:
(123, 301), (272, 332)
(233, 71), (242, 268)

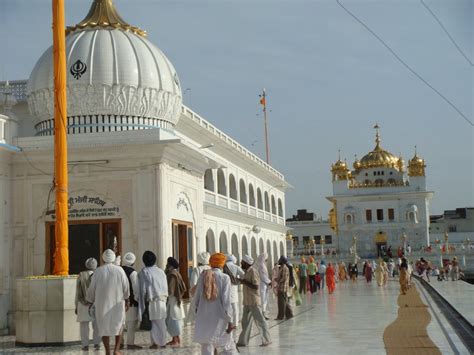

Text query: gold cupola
(353, 154), (362, 170)
(66, 0), (146, 37)
(331, 151), (351, 181)
(397, 154), (405, 172)
(408, 146), (426, 177)
(359, 124), (399, 169)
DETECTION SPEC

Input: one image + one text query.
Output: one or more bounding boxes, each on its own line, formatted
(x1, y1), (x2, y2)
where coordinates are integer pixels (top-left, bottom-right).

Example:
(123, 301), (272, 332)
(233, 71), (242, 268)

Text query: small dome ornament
(408, 146), (426, 177)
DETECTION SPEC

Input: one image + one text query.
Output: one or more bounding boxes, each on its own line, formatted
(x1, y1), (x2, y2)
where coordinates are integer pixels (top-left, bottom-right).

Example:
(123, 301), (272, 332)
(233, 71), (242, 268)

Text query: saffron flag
(259, 96), (266, 106)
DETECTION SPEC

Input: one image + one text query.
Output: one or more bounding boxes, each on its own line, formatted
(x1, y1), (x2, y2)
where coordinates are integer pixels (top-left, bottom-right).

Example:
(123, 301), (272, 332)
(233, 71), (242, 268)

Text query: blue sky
(1, 0), (472, 217)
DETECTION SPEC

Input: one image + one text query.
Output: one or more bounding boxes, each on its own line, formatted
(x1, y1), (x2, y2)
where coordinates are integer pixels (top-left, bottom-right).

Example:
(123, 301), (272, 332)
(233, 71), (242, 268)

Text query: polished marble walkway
(427, 279), (474, 326)
(0, 278), (469, 354)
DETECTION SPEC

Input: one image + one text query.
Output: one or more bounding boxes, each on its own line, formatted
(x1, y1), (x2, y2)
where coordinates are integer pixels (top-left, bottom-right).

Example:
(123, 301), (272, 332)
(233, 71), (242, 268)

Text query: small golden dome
(408, 147), (426, 177)
(397, 155), (404, 171)
(331, 151), (350, 181)
(359, 124), (399, 169)
(353, 155), (362, 170)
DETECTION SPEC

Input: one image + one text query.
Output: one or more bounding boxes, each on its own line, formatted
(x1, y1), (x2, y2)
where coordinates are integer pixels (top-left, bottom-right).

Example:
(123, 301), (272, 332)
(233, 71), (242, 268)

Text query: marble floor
(427, 279), (474, 326)
(0, 278), (469, 354)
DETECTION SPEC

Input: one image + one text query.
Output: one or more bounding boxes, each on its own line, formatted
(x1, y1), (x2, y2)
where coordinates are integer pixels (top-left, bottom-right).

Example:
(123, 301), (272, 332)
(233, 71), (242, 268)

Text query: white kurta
(87, 263), (130, 337)
(192, 268), (233, 345)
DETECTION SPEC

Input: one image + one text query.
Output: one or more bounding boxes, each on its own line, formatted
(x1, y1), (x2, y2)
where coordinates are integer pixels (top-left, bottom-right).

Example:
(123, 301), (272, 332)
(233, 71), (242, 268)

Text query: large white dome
(27, 0), (182, 135)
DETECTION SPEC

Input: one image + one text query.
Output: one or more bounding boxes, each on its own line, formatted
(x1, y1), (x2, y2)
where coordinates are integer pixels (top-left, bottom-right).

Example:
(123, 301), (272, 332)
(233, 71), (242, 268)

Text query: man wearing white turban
(120, 252), (142, 350)
(237, 255), (271, 347)
(87, 249), (130, 355)
(75, 258), (100, 351)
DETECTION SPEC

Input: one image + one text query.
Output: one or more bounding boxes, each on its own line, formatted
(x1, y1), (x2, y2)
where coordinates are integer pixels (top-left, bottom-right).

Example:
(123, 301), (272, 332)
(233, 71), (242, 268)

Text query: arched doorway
(251, 237), (257, 259)
(231, 233), (239, 261)
(266, 240), (272, 270)
(375, 231), (388, 257)
(273, 241), (278, 261)
(242, 235), (248, 257)
(280, 241), (284, 256)
(259, 238), (264, 255)
(219, 231), (228, 254)
(206, 229), (216, 253)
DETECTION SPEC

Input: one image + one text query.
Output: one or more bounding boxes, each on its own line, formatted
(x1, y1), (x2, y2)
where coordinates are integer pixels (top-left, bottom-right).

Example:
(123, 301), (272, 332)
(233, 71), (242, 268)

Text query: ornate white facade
(327, 125), (433, 258)
(0, 0), (288, 334)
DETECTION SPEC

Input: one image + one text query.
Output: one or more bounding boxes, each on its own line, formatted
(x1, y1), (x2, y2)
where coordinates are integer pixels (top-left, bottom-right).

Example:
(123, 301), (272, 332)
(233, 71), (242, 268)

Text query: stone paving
(0, 278), (469, 354)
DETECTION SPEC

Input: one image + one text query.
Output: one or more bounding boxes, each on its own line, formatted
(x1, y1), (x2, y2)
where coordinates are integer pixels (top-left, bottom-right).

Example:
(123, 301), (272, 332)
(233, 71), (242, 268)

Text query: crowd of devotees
(76, 249), (419, 355)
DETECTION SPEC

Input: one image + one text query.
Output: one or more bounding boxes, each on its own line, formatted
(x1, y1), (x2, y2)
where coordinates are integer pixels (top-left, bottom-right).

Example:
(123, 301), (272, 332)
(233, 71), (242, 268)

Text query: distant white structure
(430, 207), (474, 245)
(0, 0), (289, 334)
(286, 209), (336, 256)
(326, 125), (434, 258)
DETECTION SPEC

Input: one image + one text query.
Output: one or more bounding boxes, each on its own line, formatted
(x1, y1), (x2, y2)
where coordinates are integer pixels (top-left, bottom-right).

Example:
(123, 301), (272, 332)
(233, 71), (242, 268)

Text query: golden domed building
(327, 125), (433, 257)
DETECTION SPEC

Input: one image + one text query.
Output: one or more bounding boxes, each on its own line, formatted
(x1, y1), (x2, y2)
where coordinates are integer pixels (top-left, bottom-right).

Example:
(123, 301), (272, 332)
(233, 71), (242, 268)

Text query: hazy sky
(1, 0), (472, 217)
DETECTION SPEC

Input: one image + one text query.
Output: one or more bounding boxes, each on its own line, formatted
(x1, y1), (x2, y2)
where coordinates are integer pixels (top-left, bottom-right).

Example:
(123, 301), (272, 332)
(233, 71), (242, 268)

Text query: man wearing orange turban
(192, 252), (235, 354)
(209, 253), (226, 269)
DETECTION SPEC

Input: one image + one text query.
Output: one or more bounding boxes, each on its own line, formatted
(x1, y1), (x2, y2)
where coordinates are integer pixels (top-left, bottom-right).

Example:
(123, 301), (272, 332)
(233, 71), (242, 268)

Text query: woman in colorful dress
(326, 263), (336, 294)
(364, 261), (373, 283)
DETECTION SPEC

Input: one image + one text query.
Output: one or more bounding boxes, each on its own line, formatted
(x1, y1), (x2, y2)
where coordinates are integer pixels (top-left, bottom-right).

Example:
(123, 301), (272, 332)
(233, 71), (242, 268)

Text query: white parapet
(15, 276), (80, 345)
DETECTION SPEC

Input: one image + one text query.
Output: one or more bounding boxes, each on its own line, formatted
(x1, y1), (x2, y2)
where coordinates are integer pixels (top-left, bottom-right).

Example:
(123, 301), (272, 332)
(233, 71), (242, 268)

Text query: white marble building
(0, 0), (288, 334)
(326, 125), (434, 258)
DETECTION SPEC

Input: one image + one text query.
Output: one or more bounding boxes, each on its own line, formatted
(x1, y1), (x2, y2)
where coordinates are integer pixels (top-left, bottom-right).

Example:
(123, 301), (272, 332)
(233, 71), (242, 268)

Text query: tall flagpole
(260, 89), (270, 164)
(52, 0), (69, 275)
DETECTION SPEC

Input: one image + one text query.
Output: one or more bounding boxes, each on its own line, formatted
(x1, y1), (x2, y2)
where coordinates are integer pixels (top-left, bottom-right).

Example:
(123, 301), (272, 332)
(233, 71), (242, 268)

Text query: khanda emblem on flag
(70, 59), (87, 80)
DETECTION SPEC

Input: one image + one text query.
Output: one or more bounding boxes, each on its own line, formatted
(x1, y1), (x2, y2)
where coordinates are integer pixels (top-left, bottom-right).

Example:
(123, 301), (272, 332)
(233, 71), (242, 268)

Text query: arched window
(206, 229), (216, 253)
(271, 195), (277, 214)
(273, 241), (278, 261)
(217, 169), (226, 196)
(259, 238), (264, 254)
(257, 188), (263, 209)
(375, 179), (383, 185)
(229, 174), (237, 200)
(264, 192), (270, 212)
(387, 178), (396, 185)
(249, 184), (256, 207)
(219, 231), (228, 253)
(344, 214), (354, 224)
(279, 241), (285, 256)
(278, 198), (283, 217)
(266, 240), (272, 269)
(204, 169), (214, 191)
(239, 179), (247, 203)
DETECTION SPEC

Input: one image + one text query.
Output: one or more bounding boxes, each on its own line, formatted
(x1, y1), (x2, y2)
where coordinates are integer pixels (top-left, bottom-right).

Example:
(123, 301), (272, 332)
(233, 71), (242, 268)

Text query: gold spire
(374, 123), (381, 149)
(408, 145), (426, 177)
(66, 0), (146, 37)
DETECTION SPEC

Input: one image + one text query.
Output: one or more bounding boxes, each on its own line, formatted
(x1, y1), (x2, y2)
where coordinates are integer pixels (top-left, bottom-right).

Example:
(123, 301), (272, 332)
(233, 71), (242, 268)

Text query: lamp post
(444, 232), (449, 255)
(321, 237), (325, 256)
(285, 231), (294, 258)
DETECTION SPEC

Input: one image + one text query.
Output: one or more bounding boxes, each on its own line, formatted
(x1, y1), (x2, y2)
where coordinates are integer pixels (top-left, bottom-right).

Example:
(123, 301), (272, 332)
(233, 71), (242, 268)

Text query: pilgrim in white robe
(86, 263), (129, 337)
(138, 265), (168, 347)
(225, 258), (244, 325)
(192, 268), (234, 354)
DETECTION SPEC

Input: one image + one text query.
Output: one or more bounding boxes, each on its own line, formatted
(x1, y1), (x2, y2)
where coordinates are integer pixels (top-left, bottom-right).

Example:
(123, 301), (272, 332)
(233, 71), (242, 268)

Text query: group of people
(294, 257), (337, 295)
(75, 250), (187, 354)
(77, 249), (307, 354)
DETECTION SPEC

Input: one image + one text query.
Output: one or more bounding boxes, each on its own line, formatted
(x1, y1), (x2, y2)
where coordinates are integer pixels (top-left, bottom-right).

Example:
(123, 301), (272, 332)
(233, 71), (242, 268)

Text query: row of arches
(204, 169), (284, 217)
(205, 229), (285, 268)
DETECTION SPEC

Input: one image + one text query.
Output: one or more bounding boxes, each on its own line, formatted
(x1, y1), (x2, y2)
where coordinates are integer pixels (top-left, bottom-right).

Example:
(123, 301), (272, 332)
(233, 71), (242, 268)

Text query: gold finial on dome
(374, 123), (381, 148)
(408, 145), (426, 177)
(66, 0), (147, 37)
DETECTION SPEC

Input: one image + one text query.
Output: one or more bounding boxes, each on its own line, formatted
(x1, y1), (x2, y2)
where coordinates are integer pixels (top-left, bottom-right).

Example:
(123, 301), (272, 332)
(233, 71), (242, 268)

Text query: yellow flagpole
(52, 0), (69, 275)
